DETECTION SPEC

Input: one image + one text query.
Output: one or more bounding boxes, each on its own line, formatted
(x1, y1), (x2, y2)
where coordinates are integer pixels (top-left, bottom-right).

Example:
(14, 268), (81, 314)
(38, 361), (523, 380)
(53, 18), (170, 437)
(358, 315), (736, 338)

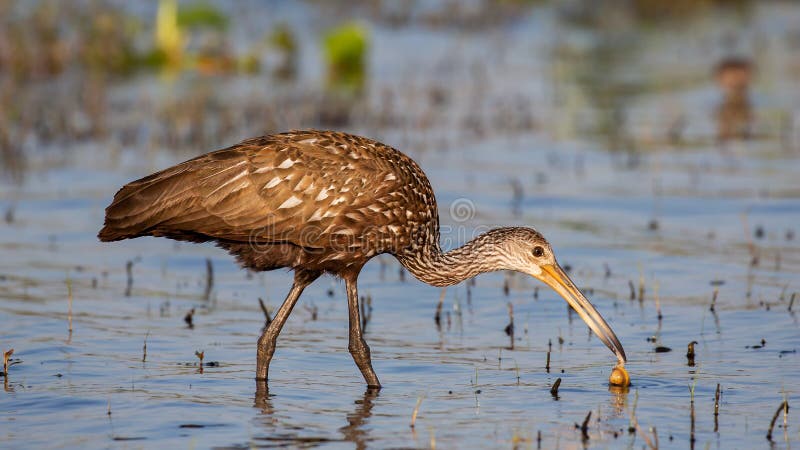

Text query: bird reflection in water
(607, 384), (630, 418)
(339, 387), (379, 450)
(253, 382), (378, 449)
(253, 381), (275, 419)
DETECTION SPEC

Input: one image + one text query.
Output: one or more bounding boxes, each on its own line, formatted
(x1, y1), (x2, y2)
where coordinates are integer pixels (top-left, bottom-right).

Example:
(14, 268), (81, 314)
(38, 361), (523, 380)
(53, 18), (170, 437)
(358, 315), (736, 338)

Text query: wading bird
(99, 130), (627, 388)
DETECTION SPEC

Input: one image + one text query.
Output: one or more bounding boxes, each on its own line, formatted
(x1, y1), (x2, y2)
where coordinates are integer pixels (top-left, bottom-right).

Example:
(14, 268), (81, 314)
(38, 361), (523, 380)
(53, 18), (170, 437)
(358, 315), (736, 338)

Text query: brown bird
(713, 57), (754, 142)
(99, 130), (626, 388)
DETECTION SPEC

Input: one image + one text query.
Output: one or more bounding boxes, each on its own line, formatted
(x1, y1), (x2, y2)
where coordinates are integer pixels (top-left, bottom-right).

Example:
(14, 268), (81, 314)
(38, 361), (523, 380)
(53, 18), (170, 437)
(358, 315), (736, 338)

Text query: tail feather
(98, 136), (277, 245)
(97, 225), (142, 242)
(98, 164), (196, 242)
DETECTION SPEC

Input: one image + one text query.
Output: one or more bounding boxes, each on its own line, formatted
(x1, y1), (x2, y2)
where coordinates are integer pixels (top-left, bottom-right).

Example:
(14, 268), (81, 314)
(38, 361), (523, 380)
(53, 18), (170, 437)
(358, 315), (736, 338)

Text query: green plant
(322, 23), (368, 91)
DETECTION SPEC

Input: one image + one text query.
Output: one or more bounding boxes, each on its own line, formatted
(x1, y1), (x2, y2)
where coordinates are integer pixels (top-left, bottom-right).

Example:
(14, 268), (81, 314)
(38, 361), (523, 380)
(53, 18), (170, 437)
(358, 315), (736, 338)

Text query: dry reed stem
(258, 298), (272, 325)
(184, 308), (195, 328)
(2, 349), (13, 374)
(714, 383), (721, 432)
(710, 288), (718, 312)
(505, 302), (514, 349)
(125, 260), (133, 297)
(142, 331), (149, 363)
(67, 278), (73, 333)
(580, 411), (591, 441)
(410, 394), (425, 428)
(654, 281), (662, 320)
(629, 411), (657, 450)
(360, 294), (373, 329)
(766, 400), (789, 441)
(687, 341), (697, 366)
(304, 303), (318, 320)
(195, 350), (204, 374)
(434, 287), (446, 326)
(550, 378), (561, 396)
(204, 258), (214, 300)
(740, 212), (756, 257)
(689, 380), (697, 446)
(638, 270), (645, 302)
(628, 389), (639, 433)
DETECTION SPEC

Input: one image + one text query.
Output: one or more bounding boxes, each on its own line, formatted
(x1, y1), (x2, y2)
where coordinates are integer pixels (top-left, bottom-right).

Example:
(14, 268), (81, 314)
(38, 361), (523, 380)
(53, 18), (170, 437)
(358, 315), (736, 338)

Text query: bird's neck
(398, 232), (503, 287)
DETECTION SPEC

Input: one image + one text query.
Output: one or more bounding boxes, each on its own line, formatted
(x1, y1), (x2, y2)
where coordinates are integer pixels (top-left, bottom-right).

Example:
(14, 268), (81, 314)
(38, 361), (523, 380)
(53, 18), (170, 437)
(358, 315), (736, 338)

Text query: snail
(609, 363), (631, 387)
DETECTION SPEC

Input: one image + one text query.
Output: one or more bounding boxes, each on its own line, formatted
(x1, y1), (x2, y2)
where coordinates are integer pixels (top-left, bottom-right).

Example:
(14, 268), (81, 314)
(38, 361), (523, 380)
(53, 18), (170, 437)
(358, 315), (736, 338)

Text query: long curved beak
(537, 263), (627, 365)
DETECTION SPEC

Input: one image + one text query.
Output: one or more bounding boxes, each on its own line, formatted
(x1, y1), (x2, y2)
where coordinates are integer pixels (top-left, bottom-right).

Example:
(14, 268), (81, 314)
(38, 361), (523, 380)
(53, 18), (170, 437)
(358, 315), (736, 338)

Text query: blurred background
(1, 1), (799, 449)
(2, 0), (798, 182)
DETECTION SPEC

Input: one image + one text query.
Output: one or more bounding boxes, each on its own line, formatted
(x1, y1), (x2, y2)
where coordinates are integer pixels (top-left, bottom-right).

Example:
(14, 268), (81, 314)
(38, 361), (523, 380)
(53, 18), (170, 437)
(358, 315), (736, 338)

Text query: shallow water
(2, 1), (800, 449)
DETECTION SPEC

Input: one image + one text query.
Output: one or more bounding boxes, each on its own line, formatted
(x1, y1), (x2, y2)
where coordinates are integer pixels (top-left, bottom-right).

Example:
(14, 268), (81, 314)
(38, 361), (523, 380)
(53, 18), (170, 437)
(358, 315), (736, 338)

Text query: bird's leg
(345, 275), (381, 388)
(256, 270), (319, 381)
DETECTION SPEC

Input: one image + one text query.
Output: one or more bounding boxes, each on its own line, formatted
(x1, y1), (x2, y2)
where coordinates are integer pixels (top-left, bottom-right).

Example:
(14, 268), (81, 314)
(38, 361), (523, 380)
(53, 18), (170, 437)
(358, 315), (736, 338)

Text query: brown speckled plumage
(100, 130), (627, 388)
(100, 130), (441, 275)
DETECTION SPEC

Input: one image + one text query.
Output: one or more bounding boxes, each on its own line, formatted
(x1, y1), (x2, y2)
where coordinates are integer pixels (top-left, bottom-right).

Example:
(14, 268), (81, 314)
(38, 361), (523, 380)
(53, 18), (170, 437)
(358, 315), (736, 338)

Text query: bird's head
(487, 227), (627, 365)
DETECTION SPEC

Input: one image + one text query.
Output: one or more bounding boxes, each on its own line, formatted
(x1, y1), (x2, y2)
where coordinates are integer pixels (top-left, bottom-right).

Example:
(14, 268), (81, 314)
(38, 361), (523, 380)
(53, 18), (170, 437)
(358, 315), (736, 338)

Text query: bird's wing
(99, 131), (412, 252)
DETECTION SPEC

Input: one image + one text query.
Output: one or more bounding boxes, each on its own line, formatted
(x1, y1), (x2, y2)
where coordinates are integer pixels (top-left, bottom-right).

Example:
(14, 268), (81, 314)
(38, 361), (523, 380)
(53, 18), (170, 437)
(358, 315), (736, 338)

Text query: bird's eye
(532, 246), (545, 258)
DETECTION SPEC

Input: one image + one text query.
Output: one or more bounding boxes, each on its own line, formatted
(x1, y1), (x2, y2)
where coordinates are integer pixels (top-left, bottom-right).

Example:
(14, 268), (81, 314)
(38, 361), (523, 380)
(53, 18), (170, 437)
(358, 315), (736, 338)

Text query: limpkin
(99, 130), (628, 388)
